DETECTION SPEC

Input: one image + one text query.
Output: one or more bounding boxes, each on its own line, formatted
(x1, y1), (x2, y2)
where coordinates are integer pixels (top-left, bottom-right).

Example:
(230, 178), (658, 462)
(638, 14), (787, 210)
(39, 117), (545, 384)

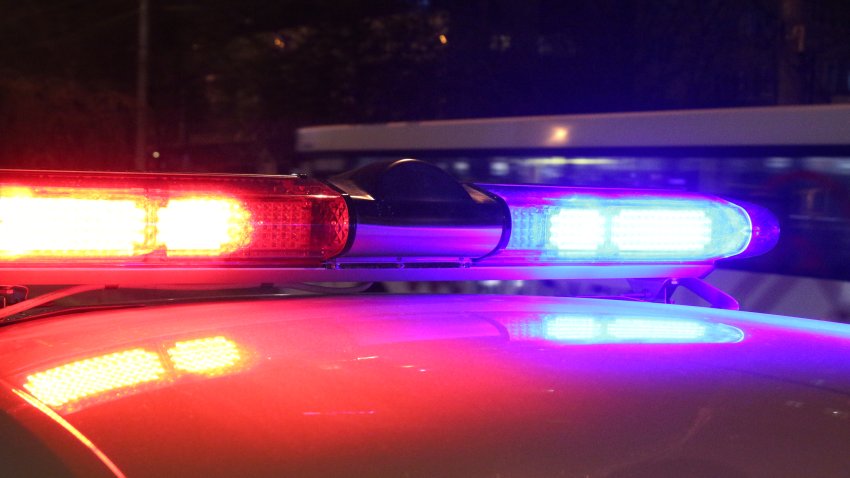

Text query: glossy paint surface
(1, 295), (849, 477)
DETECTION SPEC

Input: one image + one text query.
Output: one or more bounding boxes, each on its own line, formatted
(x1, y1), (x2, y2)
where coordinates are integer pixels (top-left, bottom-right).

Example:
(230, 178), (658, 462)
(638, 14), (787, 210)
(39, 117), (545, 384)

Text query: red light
(0, 172), (349, 266)
(0, 187), (150, 259)
(157, 197), (253, 256)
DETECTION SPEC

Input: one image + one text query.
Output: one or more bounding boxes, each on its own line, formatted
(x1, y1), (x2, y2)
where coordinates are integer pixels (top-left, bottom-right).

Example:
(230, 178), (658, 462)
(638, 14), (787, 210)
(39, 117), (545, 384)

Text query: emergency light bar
(0, 161), (779, 284)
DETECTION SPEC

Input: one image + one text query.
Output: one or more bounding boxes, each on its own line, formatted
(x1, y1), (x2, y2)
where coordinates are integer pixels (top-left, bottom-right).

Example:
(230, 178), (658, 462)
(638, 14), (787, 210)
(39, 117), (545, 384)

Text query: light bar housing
(0, 162), (779, 284)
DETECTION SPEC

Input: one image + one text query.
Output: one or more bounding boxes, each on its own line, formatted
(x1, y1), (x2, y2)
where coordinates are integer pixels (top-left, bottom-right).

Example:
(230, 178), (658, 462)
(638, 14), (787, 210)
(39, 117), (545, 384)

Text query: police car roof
(2, 294), (849, 477)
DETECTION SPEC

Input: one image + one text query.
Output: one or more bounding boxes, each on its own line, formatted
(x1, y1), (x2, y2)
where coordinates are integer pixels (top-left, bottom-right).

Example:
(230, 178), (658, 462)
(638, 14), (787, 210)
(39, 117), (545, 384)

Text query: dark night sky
(1, 0), (849, 171)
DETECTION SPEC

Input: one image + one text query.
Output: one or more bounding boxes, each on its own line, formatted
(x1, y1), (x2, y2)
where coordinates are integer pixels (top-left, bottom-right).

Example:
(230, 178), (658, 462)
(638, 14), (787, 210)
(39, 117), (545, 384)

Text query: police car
(0, 155), (849, 477)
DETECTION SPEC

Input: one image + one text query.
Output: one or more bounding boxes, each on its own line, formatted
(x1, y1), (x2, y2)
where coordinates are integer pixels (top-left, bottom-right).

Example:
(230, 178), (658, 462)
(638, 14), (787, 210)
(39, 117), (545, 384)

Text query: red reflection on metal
(23, 349), (166, 408)
(5, 297), (850, 476)
(21, 336), (246, 412)
(167, 336), (242, 375)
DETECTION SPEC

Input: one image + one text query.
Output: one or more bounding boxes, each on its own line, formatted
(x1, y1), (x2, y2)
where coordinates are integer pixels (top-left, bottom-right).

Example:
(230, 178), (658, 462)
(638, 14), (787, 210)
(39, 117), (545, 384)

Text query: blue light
(549, 209), (605, 251)
(507, 314), (744, 344)
(611, 209), (711, 252)
(476, 185), (770, 263)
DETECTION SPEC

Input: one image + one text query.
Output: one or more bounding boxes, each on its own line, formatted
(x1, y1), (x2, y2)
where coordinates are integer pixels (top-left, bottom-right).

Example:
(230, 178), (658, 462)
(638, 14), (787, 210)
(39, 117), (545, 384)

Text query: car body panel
(1, 295), (849, 477)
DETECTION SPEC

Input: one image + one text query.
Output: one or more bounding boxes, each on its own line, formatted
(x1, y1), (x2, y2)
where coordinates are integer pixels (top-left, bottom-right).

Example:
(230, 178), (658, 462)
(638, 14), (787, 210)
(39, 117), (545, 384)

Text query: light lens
(0, 172), (349, 265)
(0, 188), (149, 259)
(479, 184), (761, 262)
(157, 197), (253, 256)
(611, 209), (711, 252)
(549, 209), (605, 250)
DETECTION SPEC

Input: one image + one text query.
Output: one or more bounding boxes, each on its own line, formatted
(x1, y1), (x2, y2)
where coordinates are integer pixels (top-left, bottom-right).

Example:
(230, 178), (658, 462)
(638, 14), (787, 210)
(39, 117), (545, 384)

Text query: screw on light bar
(505, 314), (744, 344)
(475, 184), (779, 263)
(0, 171), (349, 265)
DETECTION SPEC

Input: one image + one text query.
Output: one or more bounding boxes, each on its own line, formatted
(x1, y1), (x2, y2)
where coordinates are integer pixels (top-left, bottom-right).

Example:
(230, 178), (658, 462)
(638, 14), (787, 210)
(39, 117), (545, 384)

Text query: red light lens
(0, 171), (349, 266)
(0, 187), (150, 259)
(157, 197), (253, 257)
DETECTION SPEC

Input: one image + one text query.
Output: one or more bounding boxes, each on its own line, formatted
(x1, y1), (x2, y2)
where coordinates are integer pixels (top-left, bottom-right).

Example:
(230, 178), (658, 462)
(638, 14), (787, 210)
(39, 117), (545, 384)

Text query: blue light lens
(479, 185), (759, 263)
(507, 314), (744, 344)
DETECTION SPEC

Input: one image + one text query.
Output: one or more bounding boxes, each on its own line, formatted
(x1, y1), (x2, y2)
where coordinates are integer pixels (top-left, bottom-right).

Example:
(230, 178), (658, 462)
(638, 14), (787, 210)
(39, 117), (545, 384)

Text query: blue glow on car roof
(538, 296), (850, 341)
(504, 313), (744, 344)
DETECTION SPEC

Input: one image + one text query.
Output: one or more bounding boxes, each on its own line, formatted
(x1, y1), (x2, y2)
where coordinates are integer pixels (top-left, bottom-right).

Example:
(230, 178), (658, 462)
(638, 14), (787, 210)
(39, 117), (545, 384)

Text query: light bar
(505, 314), (744, 344)
(476, 184), (778, 263)
(0, 171), (349, 266)
(0, 162), (779, 284)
